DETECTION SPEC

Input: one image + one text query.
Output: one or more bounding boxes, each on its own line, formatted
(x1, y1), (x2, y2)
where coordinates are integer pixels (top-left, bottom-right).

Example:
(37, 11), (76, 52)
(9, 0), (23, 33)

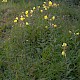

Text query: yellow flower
(52, 16), (55, 20)
(62, 43), (67, 47)
(33, 7), (36, 10)
(14, 20), (17, 23)
(49, 1), (53, 6)
(43, 2), (46, 4)
(15, 17), (18, 20)
(20, 17), (25, 21)
(25, 10), (28, 14)
(44, 15), (48, 19)
(40, 10), (43, 13)
(43, 4), (48, 10)
(62, 51), (66, 57)
(37, 6), (40, 9)
(53, 3), (57, 7)
(30, 10), (33, 14)
(52, 24), (57, 28)
(43, 4), (45, 7)
(45, 26), (48, 28)
(76, 32), (79, 35)
(54, 24), (57, 27)
(44, 7), (47, 10)
(26, 22), (29, 25)
(69, 30), (72, 34)
(26, 14), (28, 17)
(2, 0), (7, 2)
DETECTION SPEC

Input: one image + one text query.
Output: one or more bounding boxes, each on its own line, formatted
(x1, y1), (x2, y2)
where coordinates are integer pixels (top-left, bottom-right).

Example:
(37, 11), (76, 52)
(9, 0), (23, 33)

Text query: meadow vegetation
(0, 0), (80, 80)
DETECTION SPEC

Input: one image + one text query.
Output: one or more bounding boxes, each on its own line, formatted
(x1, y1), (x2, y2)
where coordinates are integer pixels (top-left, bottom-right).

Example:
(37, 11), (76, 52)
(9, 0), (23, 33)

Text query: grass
(0, 0), (80, 80)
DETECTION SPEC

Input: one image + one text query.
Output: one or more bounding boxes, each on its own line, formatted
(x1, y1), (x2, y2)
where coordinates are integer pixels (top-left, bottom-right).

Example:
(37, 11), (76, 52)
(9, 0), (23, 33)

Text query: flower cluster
(43, 15), (57, 28)
(69, 30), (80, 36)
(61, 43), (67, 57)
(13, 1), (59, 28)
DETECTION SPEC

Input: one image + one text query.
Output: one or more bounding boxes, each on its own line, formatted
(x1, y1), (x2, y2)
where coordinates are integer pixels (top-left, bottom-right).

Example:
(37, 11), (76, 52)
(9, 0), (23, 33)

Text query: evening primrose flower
(40, 10), (43, 13)
(62, 51), (66, 57)
(26, 22), (29, 25)
(20, 16), (25, 21)
(48, 1), (53, 7)
(43, 2), (46, 4)
(33, 7), (36, 10)
(45, 26), (48, 28)
(52, 16), (55, 20)
(76, 32), (79, 35)
(14, 19), (17, 23)
(52, 24), (57, 28)
(37, 6), (40, 9)
(43, 4), (46, 7)
(44, 7), (48, 10)
(26, 14), (28, 17)
(14, 17), (18, 22)
(20, 17), (25, 21)
(25, 10), (28, 14)
(53, 3), (58, 7)
(69, 30), (72, 34)
(43, 4), (47, 10)
(30, 10), (33, 14)
(54, 24), (57, 28)
(2, 0), (7, 2)
(15, 17), (18, 20)
(44, 15), (48, 19)
(62, 43), (67, 47)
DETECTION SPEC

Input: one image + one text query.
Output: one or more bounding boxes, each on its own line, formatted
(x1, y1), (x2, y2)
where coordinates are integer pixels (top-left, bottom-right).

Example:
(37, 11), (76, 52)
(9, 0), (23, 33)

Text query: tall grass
(0, 0), (80, 80)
